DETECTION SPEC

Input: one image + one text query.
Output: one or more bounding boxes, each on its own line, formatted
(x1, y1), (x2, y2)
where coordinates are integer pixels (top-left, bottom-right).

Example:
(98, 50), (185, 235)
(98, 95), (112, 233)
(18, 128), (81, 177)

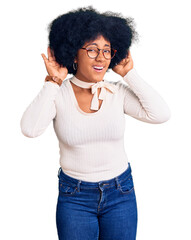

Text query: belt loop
(57, 167), (61, 178)
(77, 180), (81, 192)
(115, 177), (121, 189)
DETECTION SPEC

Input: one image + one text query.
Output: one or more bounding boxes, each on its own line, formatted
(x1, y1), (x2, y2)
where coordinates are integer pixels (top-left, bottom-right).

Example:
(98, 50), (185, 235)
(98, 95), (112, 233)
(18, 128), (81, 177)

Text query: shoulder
(104, 79), (130, 94)
(60, 77), (72, 89)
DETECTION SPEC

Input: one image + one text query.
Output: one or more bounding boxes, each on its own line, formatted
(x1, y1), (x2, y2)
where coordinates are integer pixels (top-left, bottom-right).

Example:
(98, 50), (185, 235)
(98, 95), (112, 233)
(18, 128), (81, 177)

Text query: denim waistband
(57, 162), (132, 188)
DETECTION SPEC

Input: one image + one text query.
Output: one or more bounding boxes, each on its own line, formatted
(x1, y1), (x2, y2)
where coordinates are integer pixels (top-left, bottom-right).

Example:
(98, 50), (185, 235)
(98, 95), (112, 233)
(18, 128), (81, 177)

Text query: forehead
(84, 35), (111, 47)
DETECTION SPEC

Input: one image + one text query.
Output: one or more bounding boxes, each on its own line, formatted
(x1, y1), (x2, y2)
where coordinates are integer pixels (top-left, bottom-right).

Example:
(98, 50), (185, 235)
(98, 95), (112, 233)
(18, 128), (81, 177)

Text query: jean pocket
(58, 179), (78, 196)
(118, 174), (134, 195)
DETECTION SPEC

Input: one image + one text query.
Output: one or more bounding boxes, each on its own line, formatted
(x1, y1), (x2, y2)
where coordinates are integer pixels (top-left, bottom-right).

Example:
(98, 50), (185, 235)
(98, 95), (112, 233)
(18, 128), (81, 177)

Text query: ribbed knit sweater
(20, 68), (171, 182)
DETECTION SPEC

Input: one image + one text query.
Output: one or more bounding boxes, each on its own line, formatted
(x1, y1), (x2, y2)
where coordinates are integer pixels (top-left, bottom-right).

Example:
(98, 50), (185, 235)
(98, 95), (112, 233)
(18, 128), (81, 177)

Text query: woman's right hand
(41, 46), (68, 81)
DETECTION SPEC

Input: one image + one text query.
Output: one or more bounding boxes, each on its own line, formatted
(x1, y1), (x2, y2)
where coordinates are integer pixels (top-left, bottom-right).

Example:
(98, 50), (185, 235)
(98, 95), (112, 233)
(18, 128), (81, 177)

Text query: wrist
(122, 68), (134, 78)
(48, 80), (59, 85)
(45, 75), (62, 86)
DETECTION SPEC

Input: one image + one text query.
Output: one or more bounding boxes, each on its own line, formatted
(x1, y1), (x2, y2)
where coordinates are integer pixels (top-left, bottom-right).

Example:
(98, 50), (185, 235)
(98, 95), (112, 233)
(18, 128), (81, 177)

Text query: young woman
(20, 6), (171, 240)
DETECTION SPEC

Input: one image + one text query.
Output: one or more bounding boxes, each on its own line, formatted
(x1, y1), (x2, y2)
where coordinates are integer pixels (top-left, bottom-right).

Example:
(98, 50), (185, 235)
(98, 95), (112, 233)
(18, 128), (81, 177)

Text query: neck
(74, 74), (90, 83)
(74, 72), (103, 84)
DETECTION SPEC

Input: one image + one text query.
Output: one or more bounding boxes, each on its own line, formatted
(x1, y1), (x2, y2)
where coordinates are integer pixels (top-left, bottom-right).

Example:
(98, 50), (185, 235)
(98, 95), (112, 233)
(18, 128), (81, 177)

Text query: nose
(95, 50), (105, 61)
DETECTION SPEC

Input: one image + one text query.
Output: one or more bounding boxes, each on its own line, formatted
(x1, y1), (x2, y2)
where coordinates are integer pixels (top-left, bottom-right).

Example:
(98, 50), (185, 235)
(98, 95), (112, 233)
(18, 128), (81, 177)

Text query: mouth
(93, 65), (104, 73)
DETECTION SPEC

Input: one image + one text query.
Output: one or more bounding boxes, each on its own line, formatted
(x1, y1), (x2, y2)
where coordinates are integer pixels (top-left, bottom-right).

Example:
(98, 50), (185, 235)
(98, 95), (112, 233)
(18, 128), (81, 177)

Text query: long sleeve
(20, 81), (60, 138)
(122, 68), (171, 123)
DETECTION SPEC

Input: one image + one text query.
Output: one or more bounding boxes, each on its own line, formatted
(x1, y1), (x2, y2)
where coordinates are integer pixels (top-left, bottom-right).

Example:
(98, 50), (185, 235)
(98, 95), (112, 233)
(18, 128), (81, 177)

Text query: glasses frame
(81, 45), (117, 60)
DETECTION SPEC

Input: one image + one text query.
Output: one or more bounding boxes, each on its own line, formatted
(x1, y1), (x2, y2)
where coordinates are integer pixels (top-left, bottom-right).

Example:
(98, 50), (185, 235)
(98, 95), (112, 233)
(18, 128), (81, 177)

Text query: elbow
(20, 126), (39, 138)
(150, 107), (171, 124)
(20, 128), (38, 138)
(162, 109), (171, 123)
(156, 113), (171, 124)
(20, 119), (42, 138)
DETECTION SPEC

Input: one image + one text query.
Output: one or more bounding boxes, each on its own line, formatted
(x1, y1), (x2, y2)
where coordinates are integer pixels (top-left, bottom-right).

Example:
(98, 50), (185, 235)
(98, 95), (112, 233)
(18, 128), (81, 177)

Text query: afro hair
(47, 6), (139, 75)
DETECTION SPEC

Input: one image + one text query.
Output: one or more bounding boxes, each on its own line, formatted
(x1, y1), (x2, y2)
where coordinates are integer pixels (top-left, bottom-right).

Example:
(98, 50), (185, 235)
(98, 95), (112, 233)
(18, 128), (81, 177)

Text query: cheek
(78, 57), (93, 70)
(105, 61), (111, 70)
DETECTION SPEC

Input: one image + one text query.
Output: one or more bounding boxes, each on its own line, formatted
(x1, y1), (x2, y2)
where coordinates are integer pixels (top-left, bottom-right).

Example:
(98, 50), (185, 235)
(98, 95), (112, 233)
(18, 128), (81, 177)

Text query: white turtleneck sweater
(20, 68), (171, 182)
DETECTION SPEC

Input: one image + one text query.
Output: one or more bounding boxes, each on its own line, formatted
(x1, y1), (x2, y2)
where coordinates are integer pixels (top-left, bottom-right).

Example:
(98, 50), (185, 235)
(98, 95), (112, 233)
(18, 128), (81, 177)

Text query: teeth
(94, 66), (103, 70)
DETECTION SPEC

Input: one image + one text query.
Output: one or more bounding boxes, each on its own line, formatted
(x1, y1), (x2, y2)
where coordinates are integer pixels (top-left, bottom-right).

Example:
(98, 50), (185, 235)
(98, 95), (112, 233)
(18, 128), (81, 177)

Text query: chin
(92, 73), (106, 82)
(93, 76), (104, 82)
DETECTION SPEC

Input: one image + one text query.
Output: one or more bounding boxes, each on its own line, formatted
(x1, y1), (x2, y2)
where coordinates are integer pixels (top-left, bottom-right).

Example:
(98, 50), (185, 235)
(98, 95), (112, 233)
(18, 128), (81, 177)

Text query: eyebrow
(86, 43), (111, 47)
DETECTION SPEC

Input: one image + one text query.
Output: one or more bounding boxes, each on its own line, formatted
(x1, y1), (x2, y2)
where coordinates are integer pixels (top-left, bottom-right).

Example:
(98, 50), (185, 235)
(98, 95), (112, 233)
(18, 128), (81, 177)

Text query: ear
(74, 56), (77, 63)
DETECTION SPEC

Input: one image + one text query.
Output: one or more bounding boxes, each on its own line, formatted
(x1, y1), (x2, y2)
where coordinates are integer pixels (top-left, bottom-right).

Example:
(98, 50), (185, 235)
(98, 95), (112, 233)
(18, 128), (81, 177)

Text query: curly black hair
(47, 6), (139, 75)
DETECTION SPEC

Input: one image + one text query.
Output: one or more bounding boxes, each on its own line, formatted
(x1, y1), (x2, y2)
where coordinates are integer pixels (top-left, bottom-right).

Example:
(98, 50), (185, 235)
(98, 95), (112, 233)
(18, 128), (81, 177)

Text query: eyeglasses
(81, 45), (117, 60)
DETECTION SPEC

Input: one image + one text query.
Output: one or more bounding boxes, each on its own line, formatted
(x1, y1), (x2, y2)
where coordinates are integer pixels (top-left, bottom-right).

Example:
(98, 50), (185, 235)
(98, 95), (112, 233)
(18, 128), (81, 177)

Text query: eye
(87, 48), (97, 52)
(103, 49), (111, 53)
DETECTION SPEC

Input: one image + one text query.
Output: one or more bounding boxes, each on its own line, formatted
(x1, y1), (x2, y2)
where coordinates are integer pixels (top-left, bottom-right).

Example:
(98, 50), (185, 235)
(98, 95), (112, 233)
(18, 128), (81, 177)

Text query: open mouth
(93, 66), (104, 72)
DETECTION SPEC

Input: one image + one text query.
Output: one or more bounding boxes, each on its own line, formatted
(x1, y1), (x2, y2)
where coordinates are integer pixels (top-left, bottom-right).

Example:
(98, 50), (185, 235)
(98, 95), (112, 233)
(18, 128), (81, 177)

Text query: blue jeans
(56, 162), (138, 240)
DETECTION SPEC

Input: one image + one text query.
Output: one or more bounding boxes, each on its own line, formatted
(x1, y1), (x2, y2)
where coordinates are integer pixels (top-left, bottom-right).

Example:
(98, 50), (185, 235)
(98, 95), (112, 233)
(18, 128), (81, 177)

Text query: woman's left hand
(112, 50), (133, 77)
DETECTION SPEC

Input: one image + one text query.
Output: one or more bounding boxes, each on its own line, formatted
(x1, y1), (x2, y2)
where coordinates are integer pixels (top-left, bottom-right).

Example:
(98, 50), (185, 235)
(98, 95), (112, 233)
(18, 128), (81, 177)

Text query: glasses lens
(87, 47), (99, 58)
(103, 48), (116, 59)
(103, 48), (111, 59)
(86, 47), (116, 59)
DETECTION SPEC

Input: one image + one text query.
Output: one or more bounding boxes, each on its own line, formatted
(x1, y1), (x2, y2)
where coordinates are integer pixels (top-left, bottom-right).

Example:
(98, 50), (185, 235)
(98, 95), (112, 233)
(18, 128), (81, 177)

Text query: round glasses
(81, 46), (117, 60)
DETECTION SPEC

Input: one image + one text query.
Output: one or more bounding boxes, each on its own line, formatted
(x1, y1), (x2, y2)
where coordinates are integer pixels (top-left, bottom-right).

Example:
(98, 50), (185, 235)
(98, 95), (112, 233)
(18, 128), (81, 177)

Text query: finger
(47, 46), (55, 61)
(50, 48), (56, 61)
(125, 50), (130, 59)
(127, 50), (132, 58)
(47, 47), (52, 60)
(119, 58), (127, 65)
(41, 53), (48, 62)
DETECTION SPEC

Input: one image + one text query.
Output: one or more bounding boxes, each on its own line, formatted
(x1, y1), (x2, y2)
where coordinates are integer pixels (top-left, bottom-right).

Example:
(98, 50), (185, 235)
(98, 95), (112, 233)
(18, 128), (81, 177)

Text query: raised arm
(20, 82), (60, 138)
(20, 46), (68, 137)
(121, 69), (171, 123)
(113, 50), (171, 124)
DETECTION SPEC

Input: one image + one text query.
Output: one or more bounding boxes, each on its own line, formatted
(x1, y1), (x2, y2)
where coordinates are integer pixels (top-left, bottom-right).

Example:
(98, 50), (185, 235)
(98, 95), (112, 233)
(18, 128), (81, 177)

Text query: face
(74, 35), (111, 83)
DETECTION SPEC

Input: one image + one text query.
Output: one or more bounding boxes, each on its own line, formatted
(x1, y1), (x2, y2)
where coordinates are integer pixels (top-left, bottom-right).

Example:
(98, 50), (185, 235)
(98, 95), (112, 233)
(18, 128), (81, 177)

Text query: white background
(1, 0), (190, 239)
